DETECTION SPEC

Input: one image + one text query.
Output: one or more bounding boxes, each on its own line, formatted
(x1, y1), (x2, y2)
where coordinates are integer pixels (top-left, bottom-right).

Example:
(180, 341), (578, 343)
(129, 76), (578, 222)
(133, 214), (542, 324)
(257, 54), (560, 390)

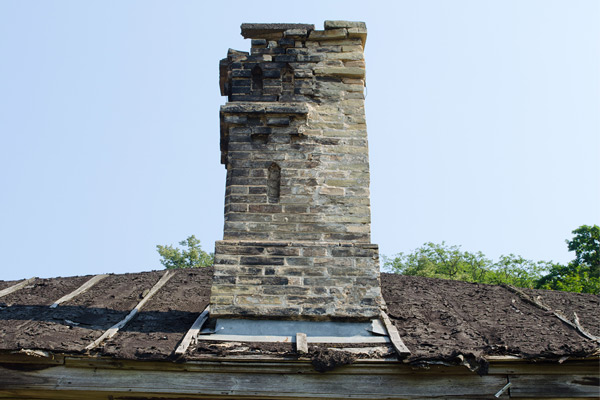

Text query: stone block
(263, 286), (310, 295)
(301, 247), (328, 257)
(342, 45), (364, 53)
(303, 267), (328, 276)
(237, 295), (282, 305)
(296, 54), (325, 62)
(212, 275), (236, 285)
(314, 66), (366, 78)
(224, 115), (248, 124)
(251, 39), (268, 47)
(284, 28), (309, 38)
(231, 69), (251, 78)
(347, 27), (367, 45)
(324, 21), (366, 30)
(266, 117), (290, 126)
(211, 285), (256, 295)
(221, 102), (309, 115)
(241, 23), (315, 39)
(262, 69), (281, 78)
(285, 257), (314, 266)
(286, 48), (309, 55)
(240, 256), (284, 266)
(278, 38), (295, 47)
(227, 203), (248, 213)
(308, 28), (348, 40)
(293, 70), (313, 78)
(223, 231), (270, 240)
(248, 186), (267, 194)
(273, 54), (297, 62)
(325, 52), (364, 61)
(212, 296), (234, 305)
(343, 60), (366, 68)
(231, 79), (251, 87)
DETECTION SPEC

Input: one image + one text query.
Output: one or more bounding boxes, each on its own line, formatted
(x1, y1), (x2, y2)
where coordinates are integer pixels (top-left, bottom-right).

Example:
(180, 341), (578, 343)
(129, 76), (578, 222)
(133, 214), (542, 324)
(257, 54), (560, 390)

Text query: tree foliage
(156, 235), (213, 269)
(383, 242), (551, 289)
(384, 225), (600, 294)
(536, 225), (599, 294)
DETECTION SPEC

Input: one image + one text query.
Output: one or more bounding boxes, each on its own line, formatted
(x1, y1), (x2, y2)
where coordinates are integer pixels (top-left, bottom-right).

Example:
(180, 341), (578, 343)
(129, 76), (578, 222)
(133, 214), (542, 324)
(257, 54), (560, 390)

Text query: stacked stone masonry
(210, 21), (383, 320)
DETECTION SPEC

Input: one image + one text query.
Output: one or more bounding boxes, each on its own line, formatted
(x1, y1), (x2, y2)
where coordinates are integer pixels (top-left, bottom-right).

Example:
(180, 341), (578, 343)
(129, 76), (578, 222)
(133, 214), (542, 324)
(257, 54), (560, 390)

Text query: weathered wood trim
(1, 352), (596, 376)
(487, 360), (600, 375)
(49, 274), (109, 308)
(84, 270), (174, 350)
(0, 277), (36, 298)
(573, 312), (600, 343)
(508, 374), (599, 398)
(59, 356), (600, 376)
(380, 311), (411, 355)
(296, 332), (308, 353)
(1, 355), (597, 399)
(174, 305), (210, 356)
(0, 363), (507, 399)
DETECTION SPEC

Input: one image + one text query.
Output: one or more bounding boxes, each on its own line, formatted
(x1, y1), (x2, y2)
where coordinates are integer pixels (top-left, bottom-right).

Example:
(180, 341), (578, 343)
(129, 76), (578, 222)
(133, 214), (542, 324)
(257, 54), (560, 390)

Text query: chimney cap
(240, 23), (314, 38)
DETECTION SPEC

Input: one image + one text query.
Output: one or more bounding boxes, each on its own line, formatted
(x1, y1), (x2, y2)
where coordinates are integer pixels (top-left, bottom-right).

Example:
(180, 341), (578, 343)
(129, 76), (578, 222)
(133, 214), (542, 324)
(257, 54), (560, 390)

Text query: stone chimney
(210, 21), (383, 321)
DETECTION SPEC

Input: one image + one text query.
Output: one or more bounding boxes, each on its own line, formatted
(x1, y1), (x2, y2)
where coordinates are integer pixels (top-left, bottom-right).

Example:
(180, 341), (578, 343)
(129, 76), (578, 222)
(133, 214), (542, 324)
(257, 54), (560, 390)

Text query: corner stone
(324, 21), (367, 30)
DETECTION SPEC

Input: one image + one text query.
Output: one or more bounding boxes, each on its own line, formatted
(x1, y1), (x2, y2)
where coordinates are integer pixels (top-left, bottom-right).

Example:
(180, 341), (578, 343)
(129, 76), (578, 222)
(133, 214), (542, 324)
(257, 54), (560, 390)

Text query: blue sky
(0, 1), (598, 281)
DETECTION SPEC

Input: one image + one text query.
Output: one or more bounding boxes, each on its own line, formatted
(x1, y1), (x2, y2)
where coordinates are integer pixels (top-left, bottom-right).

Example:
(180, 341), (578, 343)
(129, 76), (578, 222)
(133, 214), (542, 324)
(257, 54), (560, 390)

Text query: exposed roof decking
(0, 268), (598, 366)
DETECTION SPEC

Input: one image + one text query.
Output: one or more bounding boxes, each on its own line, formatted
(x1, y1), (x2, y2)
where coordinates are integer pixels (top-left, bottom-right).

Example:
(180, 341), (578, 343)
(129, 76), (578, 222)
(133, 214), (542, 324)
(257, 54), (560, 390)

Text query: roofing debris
(0, 268), (598, 374)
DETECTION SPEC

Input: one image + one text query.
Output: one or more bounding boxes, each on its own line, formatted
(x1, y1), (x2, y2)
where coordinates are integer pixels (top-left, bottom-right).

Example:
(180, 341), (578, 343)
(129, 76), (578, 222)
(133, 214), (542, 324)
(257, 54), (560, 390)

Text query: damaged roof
(0, 268), (598, 371)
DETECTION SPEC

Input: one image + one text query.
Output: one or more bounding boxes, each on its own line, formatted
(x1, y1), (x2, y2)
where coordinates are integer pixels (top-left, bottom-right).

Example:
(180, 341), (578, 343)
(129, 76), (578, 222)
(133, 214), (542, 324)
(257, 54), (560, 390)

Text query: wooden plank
(62, 356), (475, 375)
(296, 332), (308, 354)
(509, 374), (600, 398)
(194, 334), (390, 344)
(49, 274), (108, 308)
(488, 360), (600, 376)
(573, 312), (600, 343)
(0, 364), (507, 399)
(0, 277), (35, 298)
(503, 285), (600, 344)
(60, 356), (600, 381)
(380, 311), (411, 355)
(84, 270), (174, 350)
(174, 305), (210, 356)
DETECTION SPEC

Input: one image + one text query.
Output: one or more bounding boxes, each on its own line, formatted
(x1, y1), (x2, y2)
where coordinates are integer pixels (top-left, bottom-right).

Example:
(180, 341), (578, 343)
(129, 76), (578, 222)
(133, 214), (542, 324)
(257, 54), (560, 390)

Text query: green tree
(156, 235), (213, 269)
(536, 225), (599, 294)
(385, 225), (599, 294)
(383, 242), (549, 289)
(384, 242), (491, 282)
(488, 254), (554, 288)
(567, 225), (599, 277)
